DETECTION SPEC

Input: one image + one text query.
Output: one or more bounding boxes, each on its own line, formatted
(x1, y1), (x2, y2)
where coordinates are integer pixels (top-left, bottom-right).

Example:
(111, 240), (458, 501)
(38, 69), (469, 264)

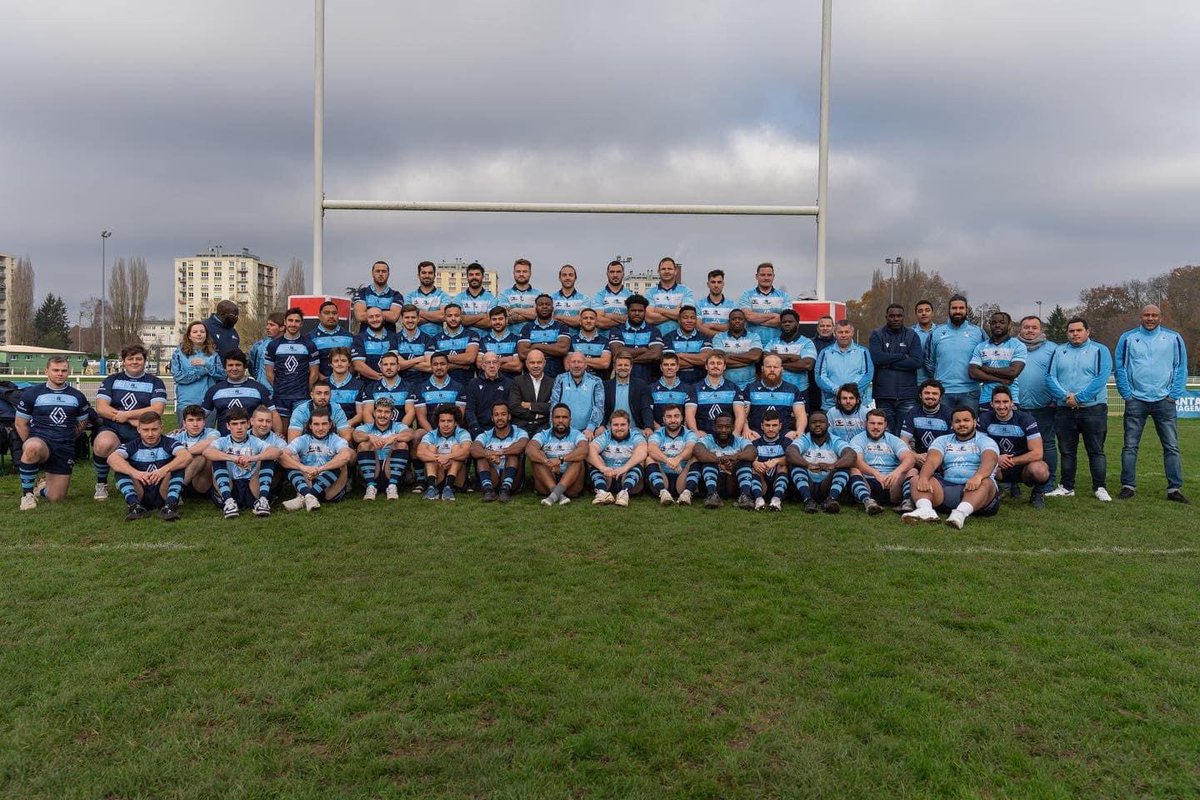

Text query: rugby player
(685, 351), (747, 436)
(977, 385), (1050, 508)
(551, 264), (588, 329)
(351, 306), (398, 381)
(691, 412), (757, 509)
(827, 383), (868, 441)
(848, 408), (916, 515)
(903, 406), (1001, 528)
(264, 307), (320, 425)
(649, 353), (692, 429)
(395, 305), (434, 382)
(738, 262), (791, 347)
(502, 258), (542, 334)
(645, 404), (701, 505)
(278, 407), (354, 511)
(643, 256), (694, 336)
(286, 380), (353, 442)
(661, 305), (711, 384)
(749, 410), (790, 511)
(326, 347), (366, 428)
(709, 309), (763, 389)
(416, 404), (472, 501)
(15, 356), (92, 510)
(352, 397), (413, 500)
(202, 349), (279, 434)
(587, 409), (647, 507)
(527, 404), (589, 505)
(169, 404), (219, 497)
(591, 260), (632, 329)
(925, 295), (985, 412)
(204, 406), (278, 518)
(570, 308), (614, 375)
(91, 344), (168, 501)
(362, 352), (417, 427)
(430, 303), (480, 384)
(968, 310), (1027, 410)
(106, 410), (191, 521)
(405, 260), (450, 336)
(478, 307), (523, 375)
(471, 400), (529, 502)
(742, 353), (806, 440)
(310, 300), (354, 376)
(695, 269), (734, 338)
(517, 295), (571, 378)
(352, 260), (403, 331)
(786, 408), (855, 514)
(455, 262), (498, 329)
(608, 295), (664, 383)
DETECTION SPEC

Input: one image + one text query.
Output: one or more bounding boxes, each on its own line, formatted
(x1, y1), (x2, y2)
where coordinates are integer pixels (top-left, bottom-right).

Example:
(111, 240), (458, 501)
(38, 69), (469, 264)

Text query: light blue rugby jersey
(849, 430), (910, 472)
(592, 429), (646, 468)
(929, 431), (999, 485)
(649, 427), (698, 465)
(286, 431), (349, 469)
(531, 427), (588, 460)
(211, 433), (272, 480)
(420, 426), (472, 454)
(475, 425), (529, 453)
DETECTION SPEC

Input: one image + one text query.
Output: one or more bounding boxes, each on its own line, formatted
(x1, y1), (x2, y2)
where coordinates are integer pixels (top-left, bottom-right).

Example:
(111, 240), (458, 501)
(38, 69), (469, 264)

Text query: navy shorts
(43, 440), (77, 475)
(98, 421), (138, 442)
(997, 465), (1030, 485)
(273, 396), (304, 418)
(935, 475), (1000, 516)
(863, 475), (894, 504)
(137, 484), (170, 510)
(211, 479), (258, 509)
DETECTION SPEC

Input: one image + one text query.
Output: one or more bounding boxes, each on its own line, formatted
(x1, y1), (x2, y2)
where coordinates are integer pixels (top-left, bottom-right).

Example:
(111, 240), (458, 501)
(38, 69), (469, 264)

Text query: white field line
(876, 544), (1199, 557)
(1, 541), (199, 552)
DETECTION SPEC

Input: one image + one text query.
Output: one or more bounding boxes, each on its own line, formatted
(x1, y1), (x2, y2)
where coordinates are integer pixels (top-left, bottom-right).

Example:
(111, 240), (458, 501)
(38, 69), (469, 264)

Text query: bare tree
(276, 257), (306, 310)
(79, 297), (116, 355)
(8, 256), (36, 344)
(108, 256), (150, 347)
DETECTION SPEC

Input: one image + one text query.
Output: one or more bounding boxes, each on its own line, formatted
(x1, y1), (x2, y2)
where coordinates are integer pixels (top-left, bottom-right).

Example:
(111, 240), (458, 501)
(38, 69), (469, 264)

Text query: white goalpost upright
(311, 0), (832, 299)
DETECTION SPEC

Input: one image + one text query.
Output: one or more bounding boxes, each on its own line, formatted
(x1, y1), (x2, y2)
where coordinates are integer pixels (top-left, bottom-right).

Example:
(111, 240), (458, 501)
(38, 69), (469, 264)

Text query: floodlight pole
(313, 0), (325, 294)
(100, 230), (112, 376)
(815, 0), (832, 301)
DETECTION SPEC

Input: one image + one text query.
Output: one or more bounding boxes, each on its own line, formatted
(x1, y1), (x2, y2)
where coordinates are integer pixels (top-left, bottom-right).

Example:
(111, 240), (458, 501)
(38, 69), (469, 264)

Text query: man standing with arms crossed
(869, 304), (923, 435)
(1114, 304), (1188, 503)
(925, 294), (985, 412)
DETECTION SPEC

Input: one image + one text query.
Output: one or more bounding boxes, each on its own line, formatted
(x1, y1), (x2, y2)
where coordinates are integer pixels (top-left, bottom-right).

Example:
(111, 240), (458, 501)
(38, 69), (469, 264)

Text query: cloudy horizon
(3, 1), (1197, 324)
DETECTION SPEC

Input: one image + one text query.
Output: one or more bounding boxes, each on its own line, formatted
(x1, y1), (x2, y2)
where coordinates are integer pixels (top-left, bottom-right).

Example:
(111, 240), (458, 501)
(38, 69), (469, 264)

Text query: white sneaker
(902, 507), (939, 525)
(385, 484), (399, 500)
(304, 493), (321, 511)
(222, 497), (240, 518)
(541, 495), (556, 506)
(659, 489), (674, 506)
(1045, 486), (1074, 497)
(1094, 487), (1112, 502)
(19, 493), (37, 511)
(754, 496), (766, 511)
(282, 496), (306, 512)
(946, 510), (966, 530)
(363, 484), (378, 500)
(592, 490), (614, 505)
(769, 497), (783, 512)
(615, 489), (630, 507)
(94, 482), (109, 501)
(253, 496), (271, 517)
(557, 495), (571, 506)
(677, 489), (693, 506)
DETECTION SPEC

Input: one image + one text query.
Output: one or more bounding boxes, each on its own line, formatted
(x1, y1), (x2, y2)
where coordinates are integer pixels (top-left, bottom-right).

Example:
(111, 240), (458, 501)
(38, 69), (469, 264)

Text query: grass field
(2, 423), (1198, 798)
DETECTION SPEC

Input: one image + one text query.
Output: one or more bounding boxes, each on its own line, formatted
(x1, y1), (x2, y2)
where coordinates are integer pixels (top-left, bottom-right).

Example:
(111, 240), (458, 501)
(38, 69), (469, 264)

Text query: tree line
(846, 259), (1199, 370)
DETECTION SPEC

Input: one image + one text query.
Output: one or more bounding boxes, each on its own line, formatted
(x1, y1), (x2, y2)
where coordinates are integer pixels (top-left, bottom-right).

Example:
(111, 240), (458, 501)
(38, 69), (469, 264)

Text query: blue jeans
(1056, 404), (1108, 491)
(1121, 397), (1182, 491)
(1027, 406), (1058, 492)
(944, 390), (980, 415)
(875, 397), (917, 436)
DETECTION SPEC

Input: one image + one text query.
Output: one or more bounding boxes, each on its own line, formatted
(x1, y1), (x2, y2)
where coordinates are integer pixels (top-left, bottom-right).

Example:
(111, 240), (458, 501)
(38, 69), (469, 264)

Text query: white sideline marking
(877, 545), (1199, 557)
(2, 541), (199, 552)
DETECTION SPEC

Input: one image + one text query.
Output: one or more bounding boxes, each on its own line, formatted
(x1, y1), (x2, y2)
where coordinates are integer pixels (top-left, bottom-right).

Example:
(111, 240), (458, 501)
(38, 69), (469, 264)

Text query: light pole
(884, 256), (903, 304)
(101, 231), (112, 376)
(1036, 300), (1043, 320)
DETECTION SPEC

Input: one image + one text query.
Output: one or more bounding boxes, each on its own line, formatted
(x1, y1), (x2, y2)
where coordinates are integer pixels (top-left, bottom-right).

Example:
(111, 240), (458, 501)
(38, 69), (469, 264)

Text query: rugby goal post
(312, 0), (833, 300)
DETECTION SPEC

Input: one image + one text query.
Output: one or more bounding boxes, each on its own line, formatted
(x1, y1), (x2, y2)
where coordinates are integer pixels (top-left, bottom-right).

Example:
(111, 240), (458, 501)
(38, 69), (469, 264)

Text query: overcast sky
(3, 1), (1198, 323)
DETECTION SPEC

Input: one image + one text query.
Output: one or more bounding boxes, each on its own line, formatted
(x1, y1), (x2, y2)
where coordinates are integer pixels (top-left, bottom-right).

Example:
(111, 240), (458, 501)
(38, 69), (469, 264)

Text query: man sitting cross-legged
(527, 404), (590, 506)
(169, 403), (219, 498)
(786, 408), (856, 514)
(416, 404), (472, 502)
(903, 406), (1001, 529)
(277, 407), (354, 512)
(847, 408), (916, 516)
(471, 400), (529, 503)
(352, 397), (414, 501)
(645, 404), (701, 506)
(587, 409), (647, 507)
(107, 410), (192, 521)
(204, 406), (281, 518)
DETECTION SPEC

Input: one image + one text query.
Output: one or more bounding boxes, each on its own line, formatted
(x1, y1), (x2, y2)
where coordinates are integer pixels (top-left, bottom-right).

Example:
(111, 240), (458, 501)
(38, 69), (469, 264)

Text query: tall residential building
(0, 252), (13, 345)
(175, 246), (277, 334)
(434, 259), (499, 298)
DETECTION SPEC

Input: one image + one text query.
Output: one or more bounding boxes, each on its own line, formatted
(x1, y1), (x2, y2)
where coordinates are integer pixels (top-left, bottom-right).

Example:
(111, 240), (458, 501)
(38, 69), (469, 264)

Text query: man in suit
(465, 352), (513, 437)
(508, 349), (553, 436)
(602, 354), (653, 437)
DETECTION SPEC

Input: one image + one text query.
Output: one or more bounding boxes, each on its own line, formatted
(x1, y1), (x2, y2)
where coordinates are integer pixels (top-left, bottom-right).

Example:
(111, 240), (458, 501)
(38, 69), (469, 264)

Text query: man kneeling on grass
(352, 397), (414, 501)
(903, 406), (1001, 529)
(278, 407), (354, 512)
(416, 404), (472, 502)
(588, 409), (647, 506)
(204, 406), (280, 518)
(106, 411), (191, 521)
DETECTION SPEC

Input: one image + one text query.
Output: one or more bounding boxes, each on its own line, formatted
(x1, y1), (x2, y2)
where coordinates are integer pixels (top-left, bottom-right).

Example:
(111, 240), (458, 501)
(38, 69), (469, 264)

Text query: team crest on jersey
(284, 355), (299, 372)
(228, 399), (244, 409)
(121, 393), (138, 410)
(49, 407), (68, 425)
